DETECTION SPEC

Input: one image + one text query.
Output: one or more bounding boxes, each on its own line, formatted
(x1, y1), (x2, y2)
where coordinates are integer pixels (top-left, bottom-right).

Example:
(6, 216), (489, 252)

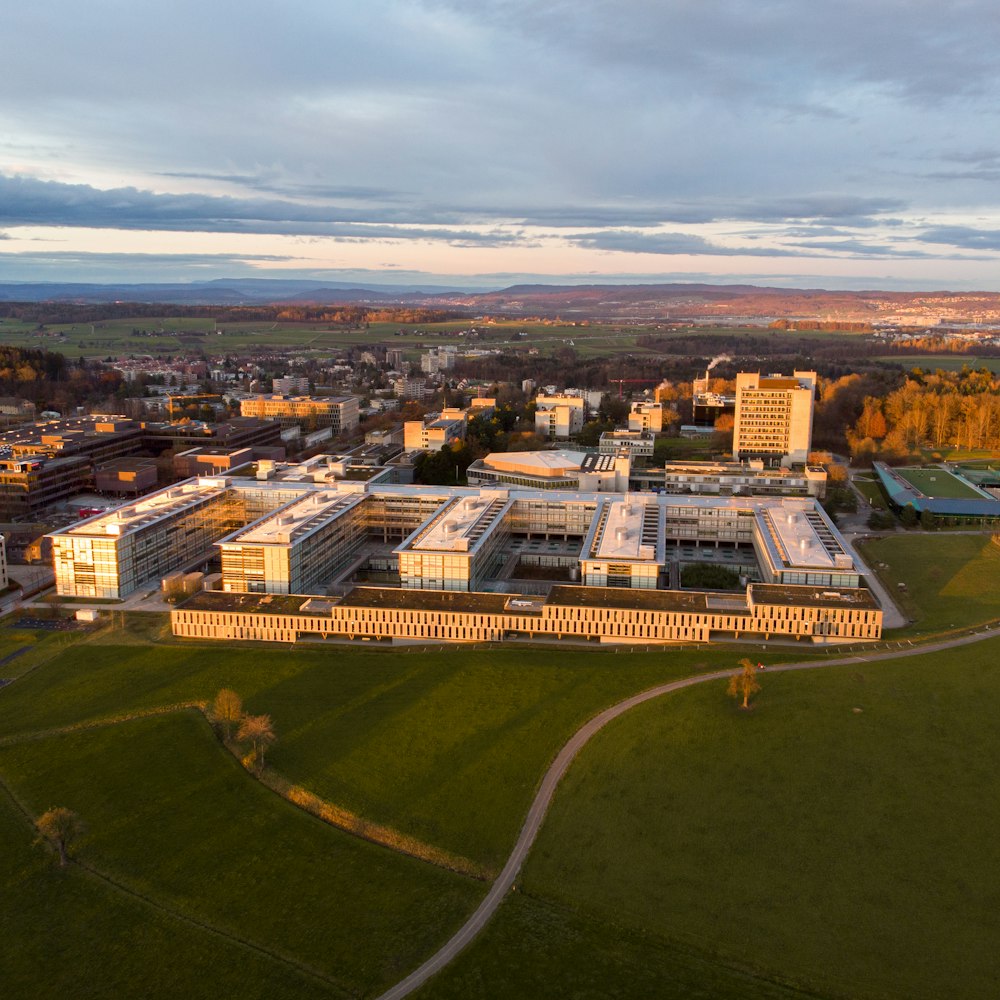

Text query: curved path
(377, 625), (1000, 1000)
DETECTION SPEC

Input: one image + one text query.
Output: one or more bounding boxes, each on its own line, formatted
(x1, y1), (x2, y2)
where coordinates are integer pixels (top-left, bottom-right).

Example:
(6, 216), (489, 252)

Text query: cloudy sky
(3, 0), (1000, 289)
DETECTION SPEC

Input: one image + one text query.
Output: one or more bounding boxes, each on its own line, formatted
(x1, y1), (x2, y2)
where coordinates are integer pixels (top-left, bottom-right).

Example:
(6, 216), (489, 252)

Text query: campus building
(173, 582), (881, 646)
(733, 371), (816, 466)
(49, 468), (881, 645)
(466, 450), (631, 492)
(653, 461), (827, 499)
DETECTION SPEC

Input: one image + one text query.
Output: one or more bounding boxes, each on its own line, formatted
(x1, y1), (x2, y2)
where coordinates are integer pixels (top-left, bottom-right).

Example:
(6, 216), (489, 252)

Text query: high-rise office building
(733, 371), (816, 466)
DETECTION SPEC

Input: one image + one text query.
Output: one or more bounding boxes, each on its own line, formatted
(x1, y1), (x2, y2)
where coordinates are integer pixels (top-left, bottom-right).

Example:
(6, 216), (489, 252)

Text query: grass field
(856, 533), (1000, 634)
(0, 711), (482, 998)
(420, 639), (1000, 999)
(851, 476), (888, 509)
(0, 627), (819, 999)
(5, 603), (1000, 997)
(0, 631), (809, 868)
(893, 466), (984, 500)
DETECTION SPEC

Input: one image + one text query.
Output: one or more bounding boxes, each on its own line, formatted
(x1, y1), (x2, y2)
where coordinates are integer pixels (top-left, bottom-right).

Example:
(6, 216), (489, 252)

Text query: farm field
(856, 533), (1000, 634)
(420, 639), (1000, 1000)
(0, 314), (664, 360)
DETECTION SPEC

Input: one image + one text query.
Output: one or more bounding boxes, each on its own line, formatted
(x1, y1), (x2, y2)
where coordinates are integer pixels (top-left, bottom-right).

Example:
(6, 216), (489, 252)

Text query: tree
(210, 688), (243, 742)
(920, 508), (938, 531)
(237, 714), (275, 774)
(900, 504), (919, 528)
(35, 808), (86, 867)
(727, 658), (761, 711)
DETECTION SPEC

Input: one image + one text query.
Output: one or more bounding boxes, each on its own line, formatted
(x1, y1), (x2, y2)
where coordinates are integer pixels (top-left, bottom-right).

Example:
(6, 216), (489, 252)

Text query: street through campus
(377, 624), (1000, 1000)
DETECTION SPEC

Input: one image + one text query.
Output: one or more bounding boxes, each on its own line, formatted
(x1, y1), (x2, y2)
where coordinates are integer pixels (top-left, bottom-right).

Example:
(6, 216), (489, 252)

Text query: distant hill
(2, 278), (999, 324)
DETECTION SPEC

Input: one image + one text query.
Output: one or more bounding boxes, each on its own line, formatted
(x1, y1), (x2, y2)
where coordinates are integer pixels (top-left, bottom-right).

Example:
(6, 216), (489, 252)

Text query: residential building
(272, 375), (311, 395)
(394, 376), (431, 401)
(534, 393), (587, 439)
(628, 401), (664, 433)
(598, 429), (655, 458)
(403, 409), (468, 452)
(240, 395), (359, 435)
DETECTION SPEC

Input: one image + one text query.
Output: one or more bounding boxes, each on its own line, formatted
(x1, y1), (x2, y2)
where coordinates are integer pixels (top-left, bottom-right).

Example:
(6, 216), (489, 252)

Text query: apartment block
(534, 394), (587, 439)
(272, 375), (311, 395)
(598, 429), (655, 458)
(403, 409), (468, 452)
(240, 395), (359, 435)
(628, 401), (664, 433)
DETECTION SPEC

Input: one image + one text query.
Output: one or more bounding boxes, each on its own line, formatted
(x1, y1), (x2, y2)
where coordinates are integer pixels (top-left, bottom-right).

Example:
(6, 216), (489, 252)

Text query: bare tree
(237, 714), (275, 774)
(727, 658), (762, 711)
(210, 688), (243, 742)
(35, 808), (86, 867)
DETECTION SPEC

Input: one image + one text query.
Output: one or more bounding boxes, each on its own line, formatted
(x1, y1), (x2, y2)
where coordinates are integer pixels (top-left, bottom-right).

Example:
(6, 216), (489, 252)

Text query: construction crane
(608, 378), (659, 399)
(167, 394), (222, 420)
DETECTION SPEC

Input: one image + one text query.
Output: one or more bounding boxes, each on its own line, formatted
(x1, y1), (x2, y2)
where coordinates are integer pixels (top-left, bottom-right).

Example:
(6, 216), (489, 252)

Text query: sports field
(893, 466), (983, 499)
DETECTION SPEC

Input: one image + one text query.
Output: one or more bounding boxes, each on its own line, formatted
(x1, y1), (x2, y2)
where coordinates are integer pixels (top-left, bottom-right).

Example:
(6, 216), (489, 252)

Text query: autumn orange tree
(727, 658), (762, 711)
(210, 688), (243, 742)
(237, 714), (276, 774)
(35, 808), (86, 867)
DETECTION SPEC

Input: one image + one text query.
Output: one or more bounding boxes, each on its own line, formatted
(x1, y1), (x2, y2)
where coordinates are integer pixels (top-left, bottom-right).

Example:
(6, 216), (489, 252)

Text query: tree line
(845, 368), (1000, 461)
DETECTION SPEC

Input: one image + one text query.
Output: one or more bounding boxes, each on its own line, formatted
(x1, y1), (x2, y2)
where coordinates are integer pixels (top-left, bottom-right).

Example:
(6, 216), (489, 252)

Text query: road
(376, 623), (1000, 1000)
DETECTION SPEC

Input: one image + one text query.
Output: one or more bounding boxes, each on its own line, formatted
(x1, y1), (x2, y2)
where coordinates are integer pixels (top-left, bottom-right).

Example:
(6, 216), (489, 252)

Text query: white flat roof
(759, 500), (854, 571)
(592, 497), (657, 562)
(401, 495), (511, 554)
(234, 490), (364, 545)
(60, 478), (231, 538)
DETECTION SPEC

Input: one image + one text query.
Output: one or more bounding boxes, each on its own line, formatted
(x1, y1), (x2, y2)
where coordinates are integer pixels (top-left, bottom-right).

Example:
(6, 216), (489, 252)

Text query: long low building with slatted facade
(171, 582), (881, 645)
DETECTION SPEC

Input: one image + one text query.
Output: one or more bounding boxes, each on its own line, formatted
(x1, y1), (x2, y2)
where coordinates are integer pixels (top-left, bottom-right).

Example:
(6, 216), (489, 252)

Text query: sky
(3, 1), (1000, 290)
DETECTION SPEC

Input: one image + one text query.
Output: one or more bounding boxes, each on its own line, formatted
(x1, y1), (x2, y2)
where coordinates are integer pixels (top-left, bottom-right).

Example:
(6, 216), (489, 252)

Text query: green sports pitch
(893, 466), (984, 499)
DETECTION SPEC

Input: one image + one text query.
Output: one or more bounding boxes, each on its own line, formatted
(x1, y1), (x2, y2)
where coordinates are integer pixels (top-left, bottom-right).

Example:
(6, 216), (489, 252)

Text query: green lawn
(0, 788), (338, 1000)
(851, 477), (888, 509)
(417, 640), (1000, 999)
(893, 466), (984, 500)
(856, 534), (1000, 634)
(0, 711), (481, 998)
(415, 894), (814, 1000)
(0, 634), (808, 868)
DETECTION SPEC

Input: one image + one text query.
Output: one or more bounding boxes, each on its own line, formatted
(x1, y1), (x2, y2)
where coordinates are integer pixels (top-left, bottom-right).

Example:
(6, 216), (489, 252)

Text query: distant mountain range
(2, 278), (1000, 324)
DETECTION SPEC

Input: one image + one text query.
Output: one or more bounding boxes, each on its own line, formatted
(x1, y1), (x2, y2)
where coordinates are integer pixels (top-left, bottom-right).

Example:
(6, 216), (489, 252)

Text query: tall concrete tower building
(732, 371), (816, 466)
